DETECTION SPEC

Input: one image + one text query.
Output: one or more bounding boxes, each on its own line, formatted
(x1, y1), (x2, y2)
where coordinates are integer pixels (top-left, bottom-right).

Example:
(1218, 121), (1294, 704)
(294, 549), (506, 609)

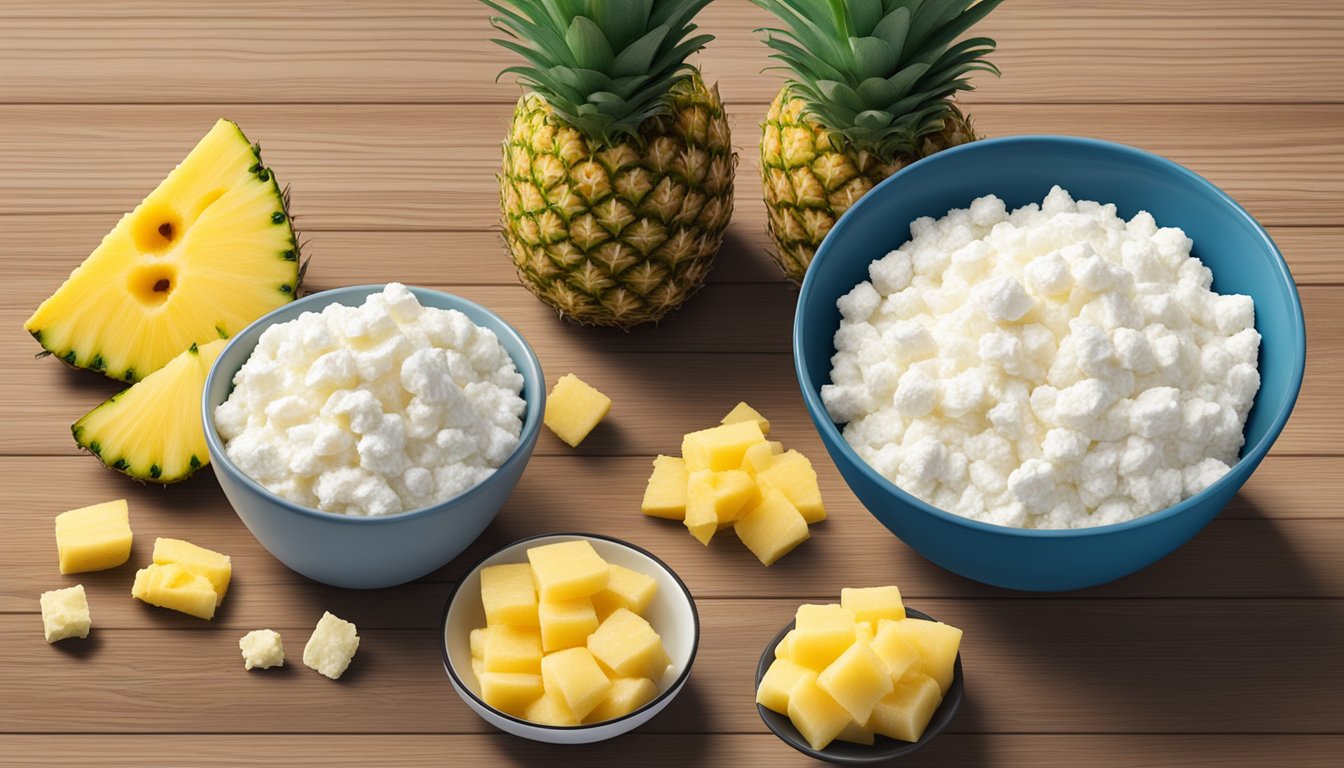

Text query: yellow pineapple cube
(683, 469), (719, 545)
(527, 540), (610, 602)
(774, 629), (795, 661)
(888, 619), (963, 694)
(787, 672), (853, 751)
(685, 469), (761, 544)
(755, 657), (811, 715)
(40, 584), (92, 643)
(841, 586), (905, 624)
(756, 449), (826, 523)
(470, 627), (488, 659)
(640, 455), (688, 520)
(587, 608), (670, 680)
(482, 625), (543, 674)
(525, 690), (578, 726)
(480, 672), (544, 717)
(741, 441), (775, 474)
(768, 440), (785, 454)
(544, 374), (611, 447)
(54, 499), (132, 574)
(837, 719), (876, 745)
(721, 401), (770, 434)
(791, 604), (856, 670)
(583, 677), (658, 723)
(712, 469), (761, 521)
(681, 420), (766, 472)
(591, 563), (657, 620)
(867, 673), (942, 742)
(152, 537), (231, 604)
(871, 619), (921, 680)
(734, 488), (810, 566)
(541, 647), (612, 721)
(539, 597), (599, 652)
(817, 639), (894, 723)
(480, 562), (538, 627)
(131, 563), (217, 620)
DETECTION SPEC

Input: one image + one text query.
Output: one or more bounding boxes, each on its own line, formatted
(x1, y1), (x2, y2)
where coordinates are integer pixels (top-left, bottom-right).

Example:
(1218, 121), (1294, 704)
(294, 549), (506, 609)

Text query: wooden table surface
(2, 2), (1341, 765)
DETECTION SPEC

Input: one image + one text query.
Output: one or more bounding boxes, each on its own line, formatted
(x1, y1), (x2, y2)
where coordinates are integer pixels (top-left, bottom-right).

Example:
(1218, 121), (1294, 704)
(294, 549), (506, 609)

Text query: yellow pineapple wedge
(26, 119), (299, 382)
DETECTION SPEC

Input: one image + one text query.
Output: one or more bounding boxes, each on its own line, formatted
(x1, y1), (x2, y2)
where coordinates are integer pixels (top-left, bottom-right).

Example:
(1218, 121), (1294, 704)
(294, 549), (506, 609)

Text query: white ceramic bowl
(440, 533), (699, 744)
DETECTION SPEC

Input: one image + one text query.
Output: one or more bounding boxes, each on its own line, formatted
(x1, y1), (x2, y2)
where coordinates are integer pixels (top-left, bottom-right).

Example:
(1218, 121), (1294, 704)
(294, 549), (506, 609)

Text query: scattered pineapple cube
(54, 499), (132, 574)
(541, 647), (612, 721)
(527, 540), (610, 602)
(40, 584), (91, 643)
(525, 691), (578, 726)
(734, 488), (810, 566)
(837, 719), (876, 746)
(539, 597), (599, 652)
(239, 629), (285, 671)
(870, 619), (921, 680)
(867, 673), (942, 742)
(544, 374), (611, 448)
(470, 627), (488, 659)
(740, 441), (774, 474)
(591, 564), (658, 620)
(817, 639), (894, 723)
(480, 562), (539, 627)
(583, 677), (658, 723)
(887, 619), (963, 694)
(681, 420), (765, 472)
(640, 455), (688, 520)
(302, 611), (360, 681)
(791, 604), (856, 670)
(787, 672), (853, 751)
(774, 629), (795, 661)
(131, 563), (217, 620)
(756, 449), (826, 523)
(841, 586), (905, 624)
(152, 537), (231, 604)
(683, 470), (719, 545)
(483, 625), (543, 674)
(480, 671), (545, 717)
(586, 608), (670, 680)
(721, 401), (770, 434)
(755, 657), (811, 715)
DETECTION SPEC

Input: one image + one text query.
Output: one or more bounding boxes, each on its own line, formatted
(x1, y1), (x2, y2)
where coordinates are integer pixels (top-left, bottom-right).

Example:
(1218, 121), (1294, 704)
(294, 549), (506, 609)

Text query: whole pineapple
(486, 0), (735, 328)
(753, 0), (1003, 282)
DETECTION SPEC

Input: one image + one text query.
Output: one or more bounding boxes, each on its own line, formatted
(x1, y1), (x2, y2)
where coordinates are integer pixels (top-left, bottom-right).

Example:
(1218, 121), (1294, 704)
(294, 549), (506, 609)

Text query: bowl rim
(439, 531), (701, 733)
(754, 606), (964, 764)
(201, 283), (545, 525)
(794, 133), (1308, 539)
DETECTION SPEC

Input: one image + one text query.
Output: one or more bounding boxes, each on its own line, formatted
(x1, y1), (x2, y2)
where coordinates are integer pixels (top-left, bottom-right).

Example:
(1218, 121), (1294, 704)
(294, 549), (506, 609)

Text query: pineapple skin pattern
(501, 73), (735, 329)
(761, 88), (977, 283)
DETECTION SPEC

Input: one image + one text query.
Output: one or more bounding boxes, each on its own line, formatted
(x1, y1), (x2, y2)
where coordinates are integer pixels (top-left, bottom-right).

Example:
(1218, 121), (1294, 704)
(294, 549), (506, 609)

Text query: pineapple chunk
(755, 657), (811, 715)
(480, 563), (539, 627)
(787, 672), (853, 751)
(591, 564), (658, 620)
(470, 627), (488, 659)
(741, 441), (774, 474)
(527, 540), (610, 602)
(640, 455), (688, 520)
(483, 625), (543, 674)
(791, 604), (856, 670)
(681, 420), (766, 472)
(480, 672), (545, 717)
(586, 608), (670, 680)
(685, 469), (760, 544)
(683, 469), (719, 545)
(302, 612), (360, 681)
(774, 629), (795, 661)
(152, 537), (231, 604)
(131, 563), (217, 620)
(583, 677), (658, 723)
(25, 119), (298, 383)
(541, 647), (612, 721)
(54, 499), (132, 574)
(40, 584), (92, 643)
(756, 449), (826, 523)
(870, 620), (921, 680)
(709, 469), (761, 522)
(768, 440), (785, 454)
(525, 691), (578, 726)
(721, 402), (770, 434)
(73, 339), (227, 482)
(471, 657), (486, 682)
(734, 488), (810, 566)
(868, 673), (942, 742)
(539, 597), (599, 652)
(544, 374), (611, 447)
(841, 586), (905, 624)
(837, 719), (876, 746)
(817, 639), (894, 723)
(888, 619), (963, 694)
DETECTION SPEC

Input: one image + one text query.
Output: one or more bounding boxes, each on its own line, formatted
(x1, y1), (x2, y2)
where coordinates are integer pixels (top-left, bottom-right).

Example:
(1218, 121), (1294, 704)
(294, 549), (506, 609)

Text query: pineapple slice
(71, 338), (226, 483)
(26, 119), (298, 382)
(721, 401), (770, 434)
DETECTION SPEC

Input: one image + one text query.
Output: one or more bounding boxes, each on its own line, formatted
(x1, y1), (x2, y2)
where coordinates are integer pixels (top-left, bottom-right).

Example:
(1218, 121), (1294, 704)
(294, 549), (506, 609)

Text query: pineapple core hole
(129, 265), (178, 306)
(131, 202), (183, 254)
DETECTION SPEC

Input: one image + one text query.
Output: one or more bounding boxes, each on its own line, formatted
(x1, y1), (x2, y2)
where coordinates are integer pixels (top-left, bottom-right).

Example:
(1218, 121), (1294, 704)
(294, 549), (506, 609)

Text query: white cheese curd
(822, 187), (1261, 529)
(216, 283), (526, 516)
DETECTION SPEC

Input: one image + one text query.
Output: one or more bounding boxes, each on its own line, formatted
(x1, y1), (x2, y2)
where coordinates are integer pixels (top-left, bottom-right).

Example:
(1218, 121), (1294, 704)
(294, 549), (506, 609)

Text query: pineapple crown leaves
(483, 0), (715, 144)
(753, 0), (1003, 156)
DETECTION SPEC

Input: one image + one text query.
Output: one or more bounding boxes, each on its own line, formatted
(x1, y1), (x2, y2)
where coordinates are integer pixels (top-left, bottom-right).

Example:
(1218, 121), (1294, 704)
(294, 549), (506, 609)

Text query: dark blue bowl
(794, 136), (1306, 591)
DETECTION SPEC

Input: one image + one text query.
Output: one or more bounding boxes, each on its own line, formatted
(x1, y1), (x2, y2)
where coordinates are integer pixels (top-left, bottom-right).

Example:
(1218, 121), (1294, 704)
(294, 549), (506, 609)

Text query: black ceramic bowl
(754, 606), (964, 764)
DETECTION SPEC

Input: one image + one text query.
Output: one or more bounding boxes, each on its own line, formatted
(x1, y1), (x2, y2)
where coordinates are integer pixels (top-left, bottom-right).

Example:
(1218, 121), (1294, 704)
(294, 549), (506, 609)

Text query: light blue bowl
(203, 284), (544, 589)
(795, 136), (1306, 591)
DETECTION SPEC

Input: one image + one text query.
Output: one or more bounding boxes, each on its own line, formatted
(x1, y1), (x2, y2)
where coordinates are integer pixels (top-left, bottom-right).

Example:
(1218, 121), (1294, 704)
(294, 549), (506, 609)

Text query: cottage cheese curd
(215, 283), (526, 516)
(822, 187), (1261, 529)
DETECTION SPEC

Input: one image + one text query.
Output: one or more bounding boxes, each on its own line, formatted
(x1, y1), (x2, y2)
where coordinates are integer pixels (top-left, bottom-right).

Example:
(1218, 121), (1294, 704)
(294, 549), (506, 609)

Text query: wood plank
(4, 457), (1342, 616)
(1, 1), (1341, 105)
(2, 599), (1340, 734)
(0, 103), (1340, 228)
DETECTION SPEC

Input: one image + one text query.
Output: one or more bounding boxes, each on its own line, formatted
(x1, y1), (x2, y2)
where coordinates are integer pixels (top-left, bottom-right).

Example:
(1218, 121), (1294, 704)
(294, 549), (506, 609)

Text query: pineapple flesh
(72, 339), (226, 483)
(488, 0), (735, 328)
(26, 119), (299, 381)
(753, 0), (1003, 281)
